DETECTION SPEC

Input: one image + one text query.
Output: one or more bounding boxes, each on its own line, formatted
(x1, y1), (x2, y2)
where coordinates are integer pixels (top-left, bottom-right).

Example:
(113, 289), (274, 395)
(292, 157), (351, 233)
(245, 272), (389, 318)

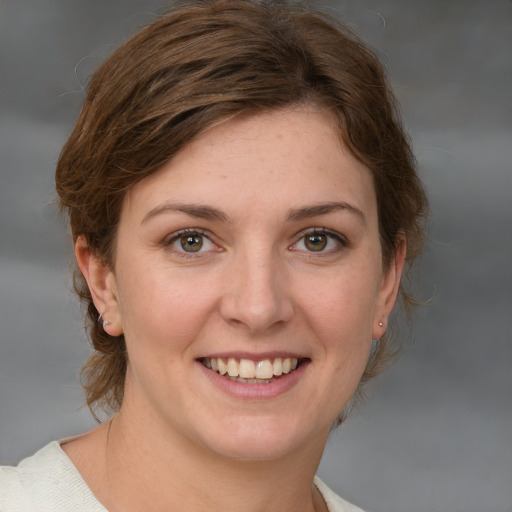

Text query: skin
(66, 106), (405, 512)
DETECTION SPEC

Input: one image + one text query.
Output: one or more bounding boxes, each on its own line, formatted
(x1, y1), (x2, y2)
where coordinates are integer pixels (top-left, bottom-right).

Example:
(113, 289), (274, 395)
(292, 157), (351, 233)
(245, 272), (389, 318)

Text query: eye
(304, 233), (328, 251)
(167, 230), (217, 254)
(292, 229), (346, 253)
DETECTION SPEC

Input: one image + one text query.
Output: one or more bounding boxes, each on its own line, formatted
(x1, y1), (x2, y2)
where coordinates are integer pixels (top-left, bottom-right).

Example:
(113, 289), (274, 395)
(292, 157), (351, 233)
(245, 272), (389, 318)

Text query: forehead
(122, 107), (377, 223)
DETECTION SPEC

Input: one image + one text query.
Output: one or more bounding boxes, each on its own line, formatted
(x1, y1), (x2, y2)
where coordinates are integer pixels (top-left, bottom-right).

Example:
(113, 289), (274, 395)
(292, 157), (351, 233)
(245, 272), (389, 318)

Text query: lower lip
(197, 360), (309, 399)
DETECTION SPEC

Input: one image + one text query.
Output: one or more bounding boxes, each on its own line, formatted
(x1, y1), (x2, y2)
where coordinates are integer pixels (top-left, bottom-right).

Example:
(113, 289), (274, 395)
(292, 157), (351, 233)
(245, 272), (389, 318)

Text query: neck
(103, 403), (328, 512)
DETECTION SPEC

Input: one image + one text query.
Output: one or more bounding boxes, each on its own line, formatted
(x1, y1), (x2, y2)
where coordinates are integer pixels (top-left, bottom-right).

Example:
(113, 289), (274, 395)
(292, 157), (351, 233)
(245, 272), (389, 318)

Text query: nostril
(219, 269), (294, 332)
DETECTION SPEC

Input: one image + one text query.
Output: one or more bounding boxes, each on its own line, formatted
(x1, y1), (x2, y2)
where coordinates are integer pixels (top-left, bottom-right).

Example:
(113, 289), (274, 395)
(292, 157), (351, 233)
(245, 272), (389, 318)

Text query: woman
(0, 1), (427, 511)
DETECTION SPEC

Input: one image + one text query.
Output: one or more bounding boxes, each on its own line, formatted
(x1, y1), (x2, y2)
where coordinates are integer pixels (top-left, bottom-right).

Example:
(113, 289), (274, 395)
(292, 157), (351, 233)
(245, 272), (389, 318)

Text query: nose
(219, 248), (294, 334)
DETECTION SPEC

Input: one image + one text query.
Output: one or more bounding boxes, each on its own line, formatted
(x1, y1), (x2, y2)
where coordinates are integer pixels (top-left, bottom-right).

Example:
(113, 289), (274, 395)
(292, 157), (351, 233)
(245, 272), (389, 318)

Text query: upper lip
(198, 351), (308, 361)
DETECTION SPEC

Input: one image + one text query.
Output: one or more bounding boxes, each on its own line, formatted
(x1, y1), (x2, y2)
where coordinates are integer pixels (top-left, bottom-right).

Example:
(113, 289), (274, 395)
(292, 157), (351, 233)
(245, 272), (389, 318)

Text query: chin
(195, 415), (325, 462)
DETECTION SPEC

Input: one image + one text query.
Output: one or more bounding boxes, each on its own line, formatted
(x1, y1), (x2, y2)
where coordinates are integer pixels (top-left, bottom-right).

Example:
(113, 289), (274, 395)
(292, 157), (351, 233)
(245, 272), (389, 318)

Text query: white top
(0, 442), (367, 512)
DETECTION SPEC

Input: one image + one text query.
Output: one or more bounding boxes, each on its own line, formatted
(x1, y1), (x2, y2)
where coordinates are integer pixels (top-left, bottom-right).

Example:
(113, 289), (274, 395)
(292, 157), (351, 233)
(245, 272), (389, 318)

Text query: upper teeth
(202, 357), (299, 379)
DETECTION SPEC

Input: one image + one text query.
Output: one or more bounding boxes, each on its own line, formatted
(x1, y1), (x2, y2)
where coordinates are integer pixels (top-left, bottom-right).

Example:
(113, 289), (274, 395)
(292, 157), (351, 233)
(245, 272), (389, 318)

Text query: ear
(372, 235), (407, 339)
(75, 235), (123, 336)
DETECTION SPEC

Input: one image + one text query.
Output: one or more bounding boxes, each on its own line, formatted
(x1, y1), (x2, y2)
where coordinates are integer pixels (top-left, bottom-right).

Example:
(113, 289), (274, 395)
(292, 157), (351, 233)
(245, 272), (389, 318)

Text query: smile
(200, 357), (301, 383)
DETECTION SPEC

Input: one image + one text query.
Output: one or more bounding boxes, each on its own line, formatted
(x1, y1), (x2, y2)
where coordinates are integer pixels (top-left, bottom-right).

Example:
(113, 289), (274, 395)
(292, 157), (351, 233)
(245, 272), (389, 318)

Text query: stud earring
(98, 313), (112, 327)
(378, 321), (384, 327)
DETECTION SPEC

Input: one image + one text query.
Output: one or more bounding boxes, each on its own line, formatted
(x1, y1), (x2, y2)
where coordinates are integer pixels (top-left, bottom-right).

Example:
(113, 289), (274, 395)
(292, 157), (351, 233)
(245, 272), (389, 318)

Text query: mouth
(199, 356), (304, 384)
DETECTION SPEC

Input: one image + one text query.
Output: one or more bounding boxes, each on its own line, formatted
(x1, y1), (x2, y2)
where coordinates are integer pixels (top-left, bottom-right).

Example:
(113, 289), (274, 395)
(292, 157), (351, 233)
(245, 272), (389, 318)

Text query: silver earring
(98, 313), (112, 327)
(378, 321), (384, 327)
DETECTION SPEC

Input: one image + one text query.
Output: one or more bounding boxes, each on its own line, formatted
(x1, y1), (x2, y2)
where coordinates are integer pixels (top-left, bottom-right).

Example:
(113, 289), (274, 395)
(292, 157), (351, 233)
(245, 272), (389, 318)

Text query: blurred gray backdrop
(1, 1), (511, 511)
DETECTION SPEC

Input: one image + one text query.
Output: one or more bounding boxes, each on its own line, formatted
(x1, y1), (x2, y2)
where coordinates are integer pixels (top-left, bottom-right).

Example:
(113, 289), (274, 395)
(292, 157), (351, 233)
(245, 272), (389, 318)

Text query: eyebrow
(141, 203), (228, 224)
(286, 201), (366, 225)
(141, 200), (365, 226)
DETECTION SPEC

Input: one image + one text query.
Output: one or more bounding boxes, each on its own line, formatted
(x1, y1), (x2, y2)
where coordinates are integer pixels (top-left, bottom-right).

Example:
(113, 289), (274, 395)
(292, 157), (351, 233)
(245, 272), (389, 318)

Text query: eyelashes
(164, 228), (219, 256)
(290, 228), (348, 254)
(163, 227), (348, 258)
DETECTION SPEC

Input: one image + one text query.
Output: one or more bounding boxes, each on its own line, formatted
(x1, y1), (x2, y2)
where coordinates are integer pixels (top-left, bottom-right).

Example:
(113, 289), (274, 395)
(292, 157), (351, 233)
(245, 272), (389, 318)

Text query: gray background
(1, 1), (511, 511)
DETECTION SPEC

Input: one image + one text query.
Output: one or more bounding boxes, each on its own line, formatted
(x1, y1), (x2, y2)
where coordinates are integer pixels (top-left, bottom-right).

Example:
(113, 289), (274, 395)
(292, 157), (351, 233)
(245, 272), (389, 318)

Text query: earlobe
(75, 236), (123, 336)
(372, 236), (407, 339)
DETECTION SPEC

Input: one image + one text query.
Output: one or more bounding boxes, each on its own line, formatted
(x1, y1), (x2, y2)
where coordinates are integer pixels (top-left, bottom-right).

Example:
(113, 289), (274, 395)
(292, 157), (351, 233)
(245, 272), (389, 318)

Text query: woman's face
(100, 107), (403, 460)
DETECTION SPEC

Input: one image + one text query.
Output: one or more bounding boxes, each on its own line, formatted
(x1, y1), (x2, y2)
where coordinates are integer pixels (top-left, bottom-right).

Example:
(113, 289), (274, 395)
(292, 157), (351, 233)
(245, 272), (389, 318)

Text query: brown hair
(56, 0), (428, 417)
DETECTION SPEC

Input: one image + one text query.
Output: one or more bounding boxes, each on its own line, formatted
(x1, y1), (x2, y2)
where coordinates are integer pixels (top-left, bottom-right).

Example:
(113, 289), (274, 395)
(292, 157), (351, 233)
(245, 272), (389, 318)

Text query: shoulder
(0, 462), (30, 512)
(0, 442), (106, 512)
(314, 476), (368, 512)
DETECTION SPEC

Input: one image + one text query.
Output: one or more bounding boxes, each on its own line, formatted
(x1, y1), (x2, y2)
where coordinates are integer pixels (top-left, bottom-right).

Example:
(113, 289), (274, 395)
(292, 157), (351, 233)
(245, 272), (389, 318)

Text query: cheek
(299, 266), (381, 343)
(115, 261), (218, 356)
